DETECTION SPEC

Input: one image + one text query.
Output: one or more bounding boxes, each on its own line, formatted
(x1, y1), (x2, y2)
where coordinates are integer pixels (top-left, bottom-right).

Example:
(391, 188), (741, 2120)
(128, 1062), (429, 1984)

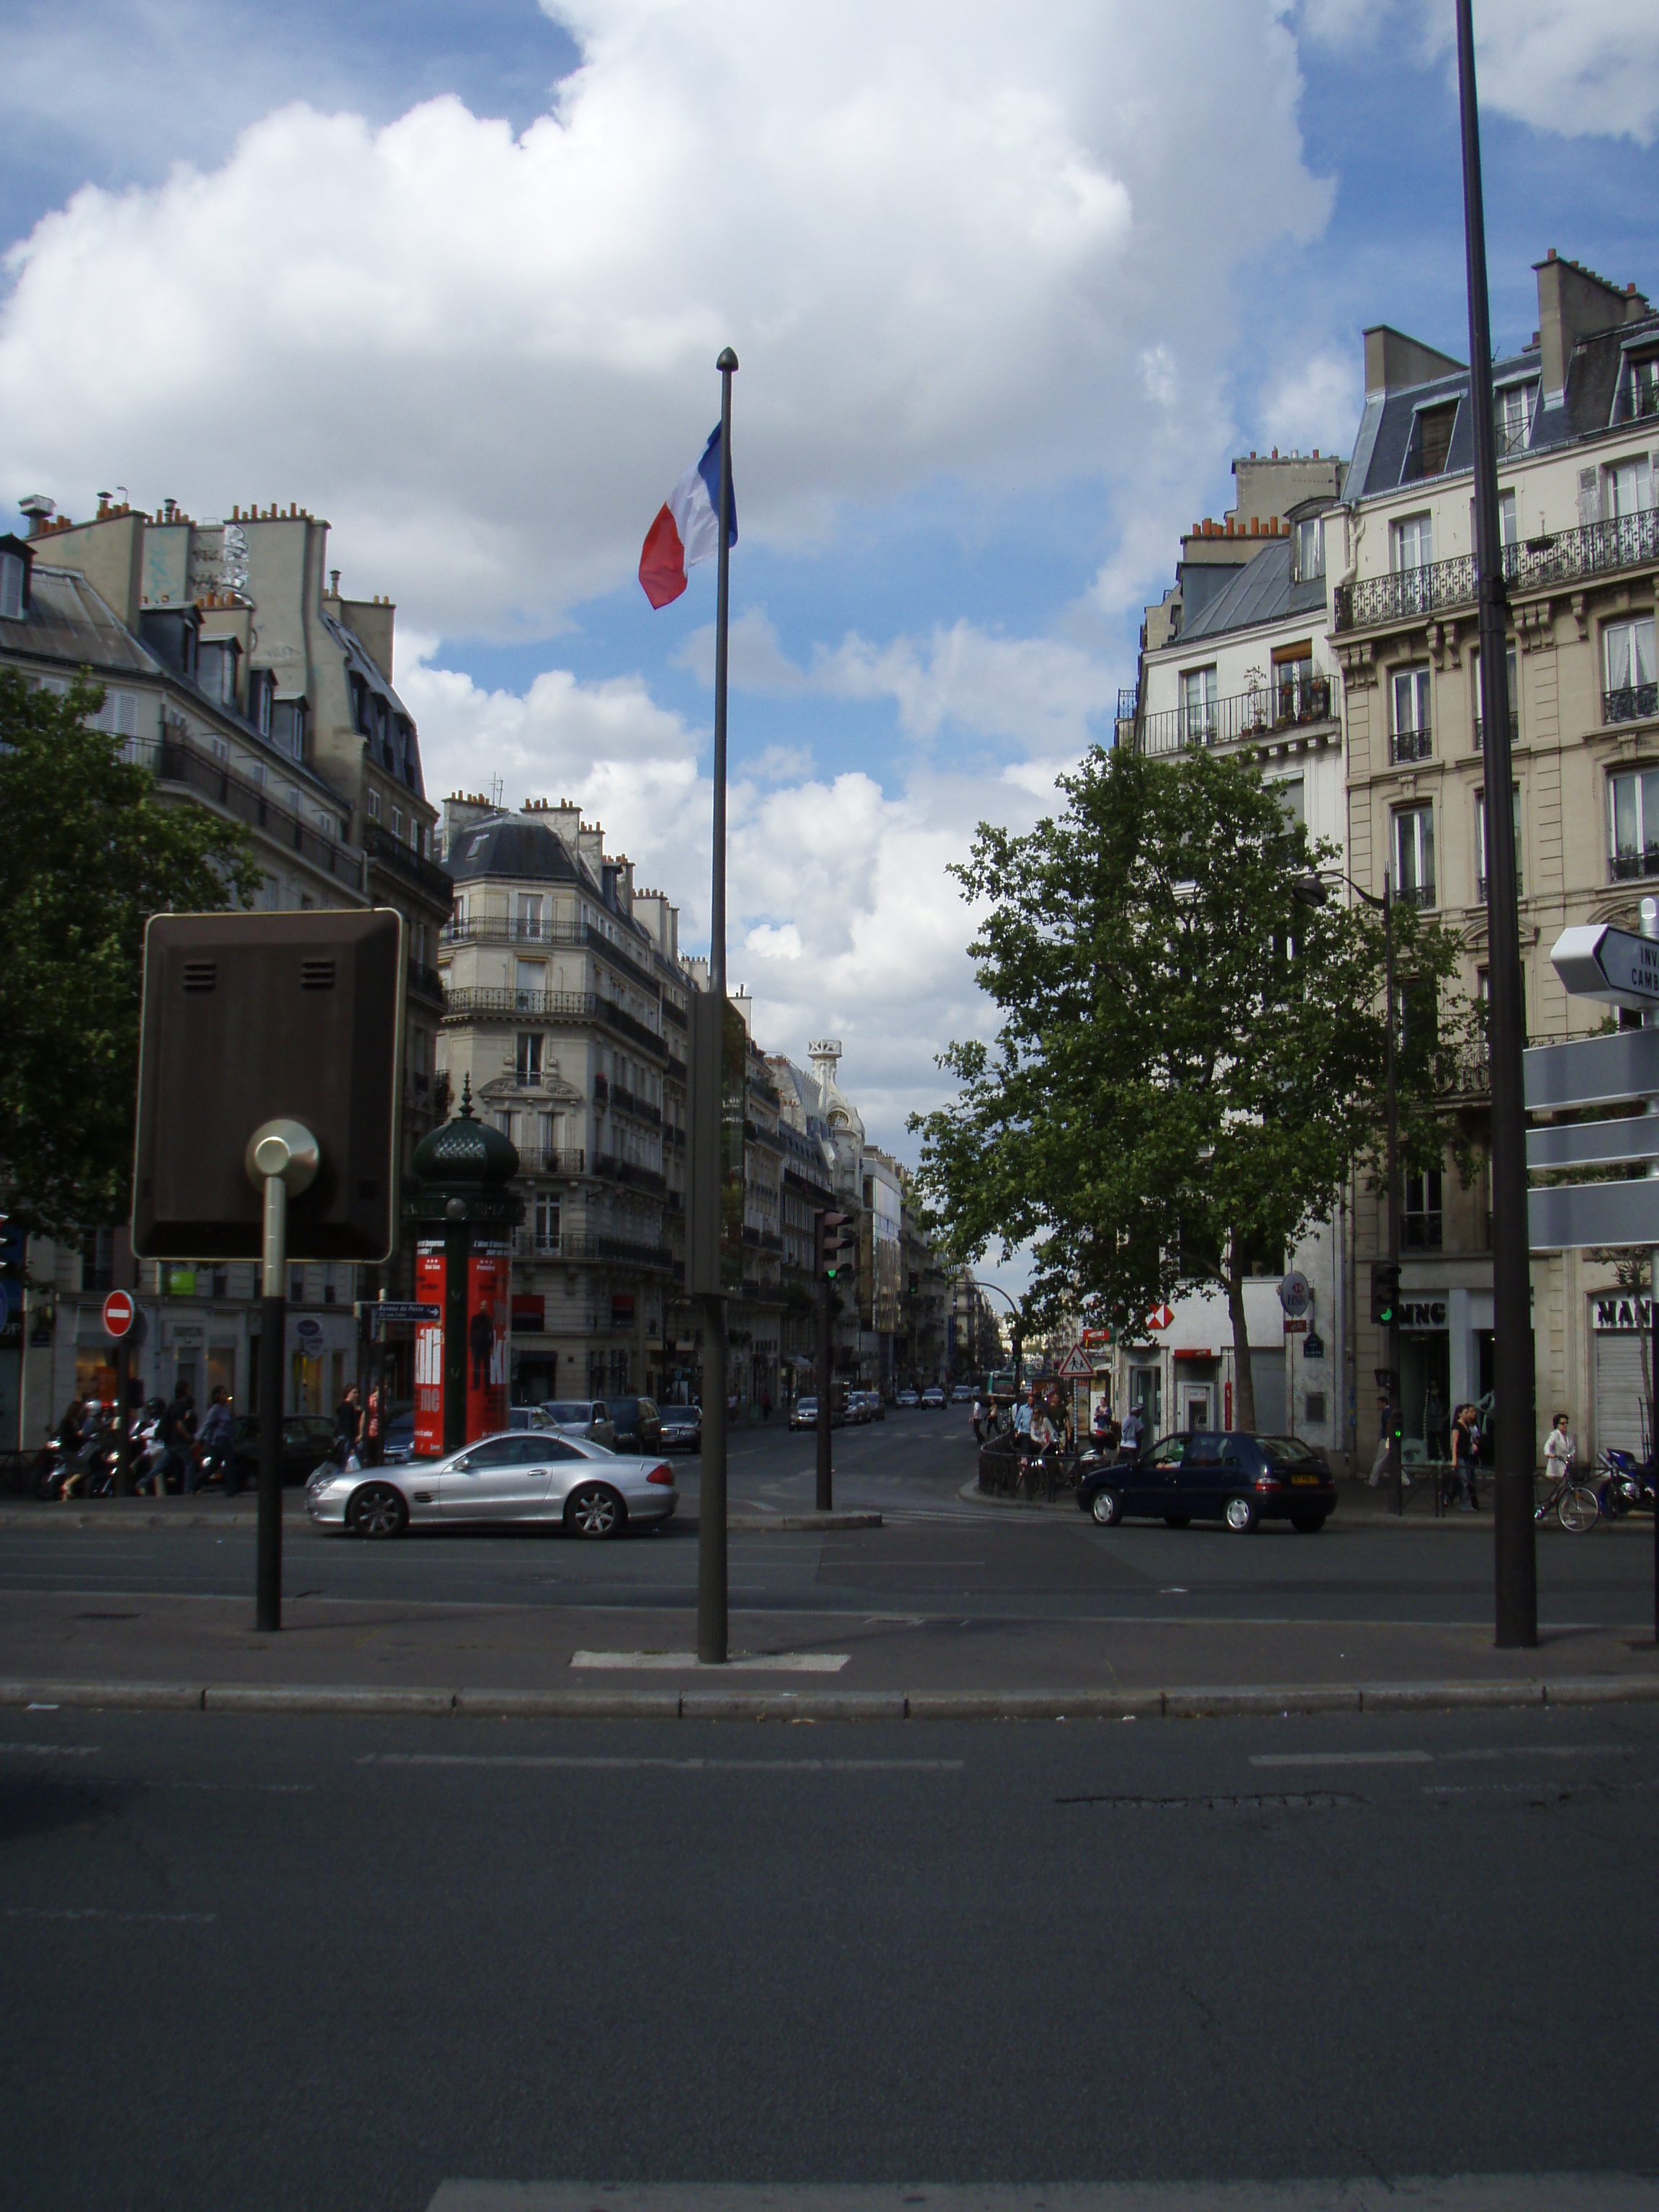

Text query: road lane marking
(1254, 1750), (1432, 1768)
(6, 1906), (216, 1923)
(0, 1741), (99, 1756)
(358, 1755), (961, 1771)
(569, 1649), (849, 1671)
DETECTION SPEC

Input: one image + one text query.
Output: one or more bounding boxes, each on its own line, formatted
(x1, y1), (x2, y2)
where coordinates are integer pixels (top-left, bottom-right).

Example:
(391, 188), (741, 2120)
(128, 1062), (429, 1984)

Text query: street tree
(910, 742), (1475, 1431)
(0, 672), (259, 1240)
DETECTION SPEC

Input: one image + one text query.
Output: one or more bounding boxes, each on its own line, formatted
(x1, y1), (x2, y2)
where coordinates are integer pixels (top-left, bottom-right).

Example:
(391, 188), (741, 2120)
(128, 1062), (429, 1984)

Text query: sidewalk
(1, 1582), (1654, 1722)
(962, 1476), (1658, 1529)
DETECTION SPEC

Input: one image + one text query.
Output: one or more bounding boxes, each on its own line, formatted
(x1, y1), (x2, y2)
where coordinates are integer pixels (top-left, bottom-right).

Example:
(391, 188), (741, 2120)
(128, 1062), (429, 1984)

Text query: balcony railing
(516, 1148), (585, 1177)
(363, 819), (451, 906)
(407, 958), (443, 1003)
(1334, 507), (1659, 633)
(1472, 711), (1519, 750)
(1397, 882), (1437, 910)
(513, 1229), (675, 1269)
(592, 1154), (666, 1195)
(441, 985), (666, 1053)
(127, 733), (364, 891)
(1610, 846), (1659, 884)
(1138, 675), (1333, 756)
(1605, 683), (1659, 727)
(1391, 725), (1433, 764)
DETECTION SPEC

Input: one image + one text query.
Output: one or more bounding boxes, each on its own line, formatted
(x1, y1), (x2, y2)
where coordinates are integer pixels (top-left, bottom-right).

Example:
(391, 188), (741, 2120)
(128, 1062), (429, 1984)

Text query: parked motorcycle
(1596, 1447), (1658, 1519)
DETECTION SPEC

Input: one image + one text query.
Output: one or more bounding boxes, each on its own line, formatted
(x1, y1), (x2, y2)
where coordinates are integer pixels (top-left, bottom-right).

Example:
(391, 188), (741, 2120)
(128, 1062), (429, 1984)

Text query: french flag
(638, 426), (737, 608)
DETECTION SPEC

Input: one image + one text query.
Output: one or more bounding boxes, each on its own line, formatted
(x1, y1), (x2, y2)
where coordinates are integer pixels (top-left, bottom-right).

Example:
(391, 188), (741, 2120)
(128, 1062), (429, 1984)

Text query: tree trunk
(1226, 1262), (1255, 1433)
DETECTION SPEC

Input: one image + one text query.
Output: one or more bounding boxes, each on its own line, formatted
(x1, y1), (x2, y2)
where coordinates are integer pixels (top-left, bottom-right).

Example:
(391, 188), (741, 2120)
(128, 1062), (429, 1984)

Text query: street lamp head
(1292, 874), (1329, 909)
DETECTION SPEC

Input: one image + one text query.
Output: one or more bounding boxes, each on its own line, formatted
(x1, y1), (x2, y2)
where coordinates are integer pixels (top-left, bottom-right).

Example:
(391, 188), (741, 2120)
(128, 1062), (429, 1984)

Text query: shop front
(1591, 1291), (1651, 1458)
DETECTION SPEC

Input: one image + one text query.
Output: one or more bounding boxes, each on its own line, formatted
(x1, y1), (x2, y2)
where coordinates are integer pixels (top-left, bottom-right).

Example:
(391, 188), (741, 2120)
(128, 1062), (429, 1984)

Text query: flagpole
(698, 345), (738, 1667)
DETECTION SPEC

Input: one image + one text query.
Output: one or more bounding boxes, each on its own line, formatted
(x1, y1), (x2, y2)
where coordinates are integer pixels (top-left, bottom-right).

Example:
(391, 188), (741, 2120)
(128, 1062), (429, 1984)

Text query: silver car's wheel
(1090, 1488), (1121, 1526)
(566, 1483), (624, 1539)
(1224, 1494), (1257, 1533)
(349, 1483), (408, 1539)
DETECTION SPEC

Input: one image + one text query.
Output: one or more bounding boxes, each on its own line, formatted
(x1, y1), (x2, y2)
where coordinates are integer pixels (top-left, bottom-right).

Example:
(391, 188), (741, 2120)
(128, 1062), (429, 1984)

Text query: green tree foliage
(910, 743), (1475, 1430)
(0, 672), (260, 1239)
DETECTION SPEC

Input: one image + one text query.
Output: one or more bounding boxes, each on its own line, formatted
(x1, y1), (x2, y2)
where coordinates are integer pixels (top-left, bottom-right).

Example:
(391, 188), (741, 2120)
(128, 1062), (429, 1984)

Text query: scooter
(1596, 1447), (1657, 1519)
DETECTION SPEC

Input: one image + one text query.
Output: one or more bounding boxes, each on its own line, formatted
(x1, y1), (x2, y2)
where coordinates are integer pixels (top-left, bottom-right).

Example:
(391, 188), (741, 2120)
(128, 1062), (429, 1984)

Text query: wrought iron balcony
(1610, 845), (1659, 884)
(1605, 682), (1659, 727)
(516, 1148), (585, 1177)
(1472, 711), (1519, 750)
(127, 733), (364, 890)
(1334, 507), (1659, 633)
(1391, 726), (1432, 764)
(1137, 674), (1334, 757)
(363, 819), (451, 906)
(1396, 882), (1437, 911)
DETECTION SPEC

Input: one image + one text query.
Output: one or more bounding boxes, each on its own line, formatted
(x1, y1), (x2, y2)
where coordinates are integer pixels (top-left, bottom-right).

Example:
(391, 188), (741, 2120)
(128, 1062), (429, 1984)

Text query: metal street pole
(1457, 0), (1537, 1645)
(246, 1119), (319, 1635)
(114, 1338), (133, 1496)
(698, 345), (738, 1668)
(1384, 867), (1403, 1519)
(442, 1200), (468, 1457)
(1644, 896), (1659, 1647)
(817, 1268), (834, 1512)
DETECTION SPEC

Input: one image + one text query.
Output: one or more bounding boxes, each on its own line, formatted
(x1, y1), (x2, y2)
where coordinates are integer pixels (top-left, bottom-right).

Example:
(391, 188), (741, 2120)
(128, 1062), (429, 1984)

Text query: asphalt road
(1, 1414), (1653, 1634)
(4, 1697), (1658, 2210)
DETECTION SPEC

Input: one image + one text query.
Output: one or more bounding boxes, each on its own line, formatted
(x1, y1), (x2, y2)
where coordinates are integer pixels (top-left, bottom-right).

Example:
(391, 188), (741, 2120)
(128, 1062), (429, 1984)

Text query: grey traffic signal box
(132, 910), (404, 1261)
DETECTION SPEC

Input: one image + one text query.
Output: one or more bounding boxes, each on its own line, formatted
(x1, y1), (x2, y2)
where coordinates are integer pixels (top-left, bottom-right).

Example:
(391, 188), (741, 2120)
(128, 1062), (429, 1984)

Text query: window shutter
(1578, 467), (1601, 526)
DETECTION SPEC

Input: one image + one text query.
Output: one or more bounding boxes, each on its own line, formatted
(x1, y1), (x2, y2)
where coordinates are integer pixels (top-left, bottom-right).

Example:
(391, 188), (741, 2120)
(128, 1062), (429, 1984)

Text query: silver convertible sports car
(305, 1431), (678, 1539)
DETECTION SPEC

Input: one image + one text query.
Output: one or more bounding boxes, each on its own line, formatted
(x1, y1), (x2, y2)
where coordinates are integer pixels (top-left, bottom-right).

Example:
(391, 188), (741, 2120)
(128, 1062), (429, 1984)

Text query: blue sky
(2, 0), (1656, 1222)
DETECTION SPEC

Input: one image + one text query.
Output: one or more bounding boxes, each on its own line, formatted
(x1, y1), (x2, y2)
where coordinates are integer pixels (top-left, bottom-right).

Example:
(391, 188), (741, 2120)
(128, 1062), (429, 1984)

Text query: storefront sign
(1594, 1295), (1652, 1332)
(511, 1295), (546, 1332)
(1398, 1299), (1447, 1331)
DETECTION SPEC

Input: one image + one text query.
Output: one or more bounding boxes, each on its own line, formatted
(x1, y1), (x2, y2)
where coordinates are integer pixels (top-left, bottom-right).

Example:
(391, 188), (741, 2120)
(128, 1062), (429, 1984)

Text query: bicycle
(1534, 1449), (1600, 1534)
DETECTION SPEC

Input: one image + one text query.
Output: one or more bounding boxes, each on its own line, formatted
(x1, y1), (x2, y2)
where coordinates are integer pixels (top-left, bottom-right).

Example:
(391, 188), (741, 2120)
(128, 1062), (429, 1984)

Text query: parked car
(950, 1384), (974, 1403)
(920, 1385), (948, 1409)
(852, 1390), (885, 1422)
(380, 1413), (415, 1465)
(659, 1404), (702, 1452)
(306, 1429), (678, 1539)
(509, 1405), (559, 1430)
(789, 1395), (846, 1431)
(1076, 1431), (1337, 1534)
(536, 1399), (616, 1451)
(227, 1413), (339, 1490)
(606, 1395), (662, 1453)
(894, 1388), (921, 1408)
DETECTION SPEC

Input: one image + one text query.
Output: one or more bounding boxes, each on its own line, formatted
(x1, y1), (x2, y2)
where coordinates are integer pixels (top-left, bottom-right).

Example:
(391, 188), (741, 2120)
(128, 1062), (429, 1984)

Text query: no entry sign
(102, 1290), (136, 1339)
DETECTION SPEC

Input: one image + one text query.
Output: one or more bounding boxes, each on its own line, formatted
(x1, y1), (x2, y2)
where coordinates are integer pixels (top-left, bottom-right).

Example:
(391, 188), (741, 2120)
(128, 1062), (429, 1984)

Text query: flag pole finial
(717, 346), (739, 372)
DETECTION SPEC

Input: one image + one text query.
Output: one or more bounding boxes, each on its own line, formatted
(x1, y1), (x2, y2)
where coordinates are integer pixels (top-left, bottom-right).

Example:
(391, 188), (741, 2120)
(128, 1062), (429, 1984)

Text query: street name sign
(1522, 1028), (1659, 1113)
(1549, 923), (1659, 1011)
(1529, 1179), (1659, 1251)
(102, 1290), (135, 1339)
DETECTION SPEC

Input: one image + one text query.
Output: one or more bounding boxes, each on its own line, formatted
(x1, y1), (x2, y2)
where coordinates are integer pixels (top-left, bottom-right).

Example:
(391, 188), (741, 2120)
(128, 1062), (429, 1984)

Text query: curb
(0, 1509), (878, 1535)
(956, 1479), (1652, 1532)
(3, 1673), (1656, 1722)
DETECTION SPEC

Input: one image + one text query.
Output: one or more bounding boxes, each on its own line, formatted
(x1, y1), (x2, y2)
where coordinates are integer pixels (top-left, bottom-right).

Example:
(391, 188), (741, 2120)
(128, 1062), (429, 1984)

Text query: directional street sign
(1526, 1115), (1659, 1172)
(1530, 1179), (1659, 1251)
(1523, 1028), (1659, 1113)
(1550, 923), (1659, 1011)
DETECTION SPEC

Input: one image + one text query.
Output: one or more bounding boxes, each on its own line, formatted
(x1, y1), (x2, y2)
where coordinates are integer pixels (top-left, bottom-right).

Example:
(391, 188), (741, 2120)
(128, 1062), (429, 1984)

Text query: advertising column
(413, 1237), (509, 1454)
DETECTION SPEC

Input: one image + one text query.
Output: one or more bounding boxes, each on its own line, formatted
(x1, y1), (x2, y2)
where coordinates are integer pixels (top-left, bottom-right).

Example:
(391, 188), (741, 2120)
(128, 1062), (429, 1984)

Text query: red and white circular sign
(102, 1290), (136, 1339)
(1146, 1303), (1175, 1331)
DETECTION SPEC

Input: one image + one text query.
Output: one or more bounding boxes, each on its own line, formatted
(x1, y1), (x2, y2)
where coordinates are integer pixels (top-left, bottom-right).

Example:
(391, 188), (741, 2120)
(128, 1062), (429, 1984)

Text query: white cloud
(1254, 349), (1362, 459)
(0, 0), (1329, 637)
(1296, 0), (1659, 144)
(406, 642), (1063, 1155)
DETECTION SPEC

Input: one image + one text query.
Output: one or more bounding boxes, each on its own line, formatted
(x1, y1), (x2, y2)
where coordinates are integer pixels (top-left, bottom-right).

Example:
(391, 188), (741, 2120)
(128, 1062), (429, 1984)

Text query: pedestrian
(1424, 1377), (1449, 1464)
(971, 1394), (984, 1444)
(334, 1385), (361, 1455)
(195, 1385), (235, 1494)
(1029, 1400), (1057, 1453)
(361, 1383), (384, 1467)
(60, 1399), (107, 1500)
(1450, 1402), (1483, 1511)
(152, 1383), (192, 1496)
(1544, 1411), (1573, 1488)
(1120, 1401), (1146, 1458)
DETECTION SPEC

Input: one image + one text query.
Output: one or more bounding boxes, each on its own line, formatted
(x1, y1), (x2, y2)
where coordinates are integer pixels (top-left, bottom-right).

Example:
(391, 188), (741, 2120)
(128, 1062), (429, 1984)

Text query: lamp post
(974, 1278), (1026, 1399)
(1294, 866), (1403, 1516)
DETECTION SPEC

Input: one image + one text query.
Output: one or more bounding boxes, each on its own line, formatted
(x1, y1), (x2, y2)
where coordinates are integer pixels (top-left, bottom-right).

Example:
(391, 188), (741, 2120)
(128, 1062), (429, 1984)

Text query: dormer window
(1624, 353), (1659, 423)
(1292, 516), (1323, 582)
(1495, 380), (1536, 455)
(0, 548), (24, 621)
(1403, 400), (1459, 482)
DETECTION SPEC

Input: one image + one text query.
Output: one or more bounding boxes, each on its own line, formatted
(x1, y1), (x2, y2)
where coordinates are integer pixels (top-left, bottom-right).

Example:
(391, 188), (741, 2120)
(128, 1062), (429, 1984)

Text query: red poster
(465, 1242), (509, 1442)
(413, 1241), (445, 1457)
(413, 1238), (510, 1453)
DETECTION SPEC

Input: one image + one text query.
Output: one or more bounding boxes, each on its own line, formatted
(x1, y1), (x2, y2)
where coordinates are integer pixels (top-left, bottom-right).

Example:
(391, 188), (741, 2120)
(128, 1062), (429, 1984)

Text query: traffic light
(817, 1210), (854, 1283)
(1370, 1261), (1401, 1328)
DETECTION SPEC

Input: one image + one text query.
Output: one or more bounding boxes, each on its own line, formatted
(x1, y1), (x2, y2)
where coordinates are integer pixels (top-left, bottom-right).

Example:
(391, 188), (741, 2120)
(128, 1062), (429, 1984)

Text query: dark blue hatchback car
(1076, 1430), (1337, 1533)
